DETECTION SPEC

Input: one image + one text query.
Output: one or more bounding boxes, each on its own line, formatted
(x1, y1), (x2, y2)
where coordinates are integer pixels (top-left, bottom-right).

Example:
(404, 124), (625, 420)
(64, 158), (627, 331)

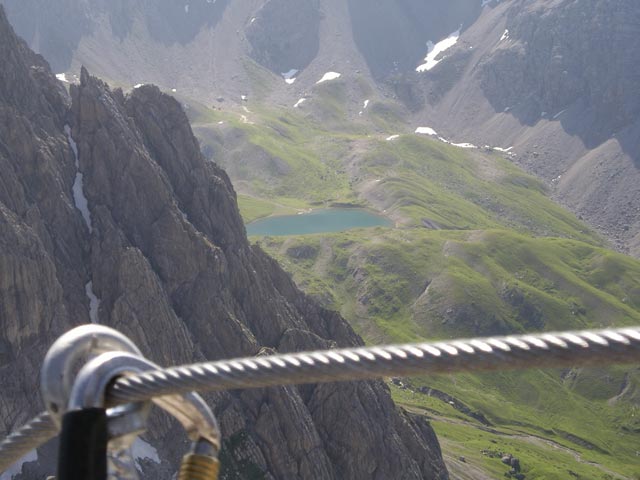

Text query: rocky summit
(0, 6), (448, 479)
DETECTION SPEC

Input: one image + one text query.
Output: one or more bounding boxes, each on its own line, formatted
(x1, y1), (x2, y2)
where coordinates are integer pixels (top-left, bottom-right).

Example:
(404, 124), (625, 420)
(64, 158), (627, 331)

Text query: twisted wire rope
(1, 326), (639, 472)
(0, 412), (56, 472)
(107, 327), (640, 404)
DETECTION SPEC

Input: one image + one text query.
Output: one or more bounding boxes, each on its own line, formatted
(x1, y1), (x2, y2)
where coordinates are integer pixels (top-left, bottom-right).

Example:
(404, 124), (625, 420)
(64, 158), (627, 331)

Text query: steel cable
(107, 327), (640, 405)
(0, 412), (57, 472)
(1, 326), (639, 472)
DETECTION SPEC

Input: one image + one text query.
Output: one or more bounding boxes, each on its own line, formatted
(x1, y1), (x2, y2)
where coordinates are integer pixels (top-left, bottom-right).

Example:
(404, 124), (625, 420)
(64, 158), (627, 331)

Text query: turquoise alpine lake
(246, 208), (392, 236)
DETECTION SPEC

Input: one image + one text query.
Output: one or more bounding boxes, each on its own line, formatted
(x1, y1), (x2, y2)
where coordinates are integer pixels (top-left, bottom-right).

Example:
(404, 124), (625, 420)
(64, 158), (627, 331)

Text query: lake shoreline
(246, 208), (392, 236)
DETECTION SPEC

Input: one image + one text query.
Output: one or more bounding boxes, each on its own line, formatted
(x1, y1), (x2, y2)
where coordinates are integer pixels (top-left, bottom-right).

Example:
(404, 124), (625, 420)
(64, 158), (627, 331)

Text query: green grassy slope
(262, 230), (640, 341)
(190, 99), (601, 243)
(187, 92), (640, 479)
(192, 105), (359, 208)
(358, 136), (598, 244)
(261, 230), (640, 478)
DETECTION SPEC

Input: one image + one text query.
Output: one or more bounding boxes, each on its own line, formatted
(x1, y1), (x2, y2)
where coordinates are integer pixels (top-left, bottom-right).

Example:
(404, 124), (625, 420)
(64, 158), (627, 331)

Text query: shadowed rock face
(247, 0), (321, 76)
(2, 0), (231, 71)
(0, 6), (448, 479)
(479, 0), (640, 139)
(347, 0), (481, 79)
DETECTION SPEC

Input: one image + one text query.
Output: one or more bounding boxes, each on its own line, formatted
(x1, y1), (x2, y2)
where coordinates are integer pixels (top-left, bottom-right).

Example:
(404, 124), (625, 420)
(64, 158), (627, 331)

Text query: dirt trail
(439, 441), (496, 480)
(313, 238), (333, 277)
(504, 432), (626, 479)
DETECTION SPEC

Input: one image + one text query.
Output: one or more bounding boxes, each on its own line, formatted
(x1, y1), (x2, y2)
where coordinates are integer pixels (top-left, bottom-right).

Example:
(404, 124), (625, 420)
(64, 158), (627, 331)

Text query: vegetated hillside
(0, 7), (449, 479)
(213, 98), (640, 478)
(263, 230), (640, 341)
(4, 1), (638, 477)
(259, 223), (640, 479)
(191, 99), (601, 244)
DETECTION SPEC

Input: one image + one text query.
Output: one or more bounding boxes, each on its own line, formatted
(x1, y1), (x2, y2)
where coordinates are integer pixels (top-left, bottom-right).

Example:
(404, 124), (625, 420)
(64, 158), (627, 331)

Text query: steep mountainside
(228, 109), (640, 477)
(0, 7), (448, 479)
(412, 0), (640, 257)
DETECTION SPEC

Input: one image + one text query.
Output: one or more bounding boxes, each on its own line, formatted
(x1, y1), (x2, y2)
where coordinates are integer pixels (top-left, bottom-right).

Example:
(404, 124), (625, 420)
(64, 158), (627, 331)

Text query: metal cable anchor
(64, 350), (221, 479)
(40, 324), (143, 427)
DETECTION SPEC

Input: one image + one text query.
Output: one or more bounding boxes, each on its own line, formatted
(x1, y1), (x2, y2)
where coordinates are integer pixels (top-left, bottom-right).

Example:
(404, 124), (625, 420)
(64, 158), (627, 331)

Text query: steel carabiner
(40, 325), (143, 427)
(60, 350), (221, 479)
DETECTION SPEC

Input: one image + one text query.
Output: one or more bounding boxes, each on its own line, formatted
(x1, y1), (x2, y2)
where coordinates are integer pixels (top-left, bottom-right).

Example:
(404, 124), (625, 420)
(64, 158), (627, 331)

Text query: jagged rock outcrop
(0, 6), (448, 479)
(0, 2), (88, 434)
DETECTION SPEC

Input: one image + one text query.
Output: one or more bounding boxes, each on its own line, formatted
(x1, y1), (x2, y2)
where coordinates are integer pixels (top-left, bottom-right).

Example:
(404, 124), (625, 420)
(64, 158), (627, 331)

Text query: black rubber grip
(57, 408), (108, 480)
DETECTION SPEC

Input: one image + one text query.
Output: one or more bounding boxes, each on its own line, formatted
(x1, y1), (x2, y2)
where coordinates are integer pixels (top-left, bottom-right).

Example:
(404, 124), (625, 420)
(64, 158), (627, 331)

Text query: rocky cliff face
(0, 6), (448, 479)
(2, 0), (230, 72)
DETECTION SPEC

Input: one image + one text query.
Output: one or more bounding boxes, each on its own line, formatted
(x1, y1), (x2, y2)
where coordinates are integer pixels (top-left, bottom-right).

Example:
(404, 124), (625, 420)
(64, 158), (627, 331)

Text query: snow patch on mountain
(415, 127), (438, 136)
(65, 125), (92, 232)
(282, 69), (298, 84)
(486, 145), (515, 156)
(416, 29), (460, 72)
(492, 146), (513, 153)
(450, 142), (477, 149)
(294, 98), (306, 108)
(415, 126), (481, 149)
(316, 72), (341, 84)
(553, 109), (568, 119)
(65, 125), (102, 323)
(85, 281), (100, 323)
